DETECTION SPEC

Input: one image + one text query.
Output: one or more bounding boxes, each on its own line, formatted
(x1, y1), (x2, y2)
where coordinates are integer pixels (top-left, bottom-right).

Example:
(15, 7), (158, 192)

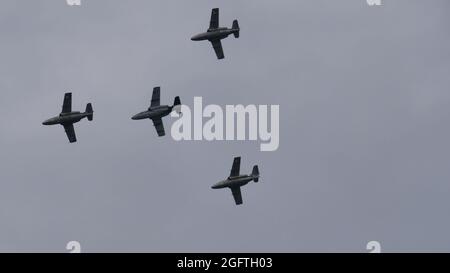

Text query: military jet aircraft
(131, 87), (181, 137)
(42, 93), (93, 143)
(212, 157), (260, 205)
(191, 8), (240, 59)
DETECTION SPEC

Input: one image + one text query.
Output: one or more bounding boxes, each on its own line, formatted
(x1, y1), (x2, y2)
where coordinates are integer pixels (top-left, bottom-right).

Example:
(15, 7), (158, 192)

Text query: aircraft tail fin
(85, 103), (93, 121)
(173, 96), (181, 107)
(172, 96), (181, 114)
(252, 165), (259, 182)
(232, 20), (240, 38)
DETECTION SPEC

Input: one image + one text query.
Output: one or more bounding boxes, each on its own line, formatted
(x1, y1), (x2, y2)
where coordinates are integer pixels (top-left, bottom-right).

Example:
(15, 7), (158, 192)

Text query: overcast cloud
(0, 0), (450, 252)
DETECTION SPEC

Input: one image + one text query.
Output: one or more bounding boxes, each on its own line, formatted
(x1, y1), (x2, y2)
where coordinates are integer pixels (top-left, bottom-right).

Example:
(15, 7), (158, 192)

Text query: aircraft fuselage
(191, 28), (237, 41)
(132, 105), (172, 120)
(42, 112), (89, 125)
(212, 175), (253, 189)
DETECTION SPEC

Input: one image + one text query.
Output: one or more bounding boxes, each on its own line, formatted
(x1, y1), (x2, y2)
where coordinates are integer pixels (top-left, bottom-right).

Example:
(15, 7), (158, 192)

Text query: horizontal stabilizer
(85, 103), (93, 121)
(252, 165), (259, 182)
(232, 20), (240, 38)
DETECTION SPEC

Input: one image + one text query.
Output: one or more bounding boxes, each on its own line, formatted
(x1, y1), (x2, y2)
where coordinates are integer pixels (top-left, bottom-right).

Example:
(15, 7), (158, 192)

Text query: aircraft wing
(230, 186), (243, 205)
(63, 123), (77, 143)
(151, 117), (165, 137)
(150, 87), (160, 108)
(230, 156), (241, 177)
(210, 40), (225, 60)
(209, 8), (219, 29)
(61, 93), (72, 113)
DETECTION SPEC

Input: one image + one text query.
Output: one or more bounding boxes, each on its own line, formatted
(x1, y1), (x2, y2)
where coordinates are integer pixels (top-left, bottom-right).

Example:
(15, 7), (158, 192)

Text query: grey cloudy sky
(1, 0), (450, 252)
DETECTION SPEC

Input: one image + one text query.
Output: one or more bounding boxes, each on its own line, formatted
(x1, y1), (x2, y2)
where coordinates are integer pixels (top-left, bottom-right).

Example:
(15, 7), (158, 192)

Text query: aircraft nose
(42, 119), (50, 125)
(131, 114), (140, 120)
(191, 34), (201, 41)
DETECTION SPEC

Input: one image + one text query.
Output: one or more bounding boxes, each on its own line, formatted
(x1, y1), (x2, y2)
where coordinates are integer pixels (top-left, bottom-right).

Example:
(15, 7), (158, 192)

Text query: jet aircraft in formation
(132, 87), (181, 137)
(191, 8), (240, 59)
(212, 157), (260, 205)
(41, 9), (257, 206)
(42, 93), (93, 143)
